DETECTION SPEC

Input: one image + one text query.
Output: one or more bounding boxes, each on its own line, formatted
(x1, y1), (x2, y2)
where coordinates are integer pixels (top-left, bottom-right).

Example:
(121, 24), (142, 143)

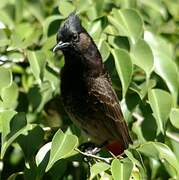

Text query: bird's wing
(87, 76), (131, 148)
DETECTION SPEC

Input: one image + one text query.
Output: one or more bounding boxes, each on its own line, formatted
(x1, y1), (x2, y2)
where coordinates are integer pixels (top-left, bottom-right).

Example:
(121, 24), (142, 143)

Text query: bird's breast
(60, 66), (89, 116)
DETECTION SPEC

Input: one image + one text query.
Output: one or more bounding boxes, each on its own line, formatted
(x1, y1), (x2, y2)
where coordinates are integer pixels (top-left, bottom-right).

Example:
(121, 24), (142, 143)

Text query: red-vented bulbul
(53, 12), (131, 155)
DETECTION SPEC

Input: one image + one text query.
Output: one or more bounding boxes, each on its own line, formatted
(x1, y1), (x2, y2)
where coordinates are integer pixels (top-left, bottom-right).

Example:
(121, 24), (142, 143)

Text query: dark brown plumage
(53, 12), (131, 155)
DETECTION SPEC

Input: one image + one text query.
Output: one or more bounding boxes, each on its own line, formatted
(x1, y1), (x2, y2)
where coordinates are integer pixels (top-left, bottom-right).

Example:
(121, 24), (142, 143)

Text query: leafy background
(0, 0), (179, 179)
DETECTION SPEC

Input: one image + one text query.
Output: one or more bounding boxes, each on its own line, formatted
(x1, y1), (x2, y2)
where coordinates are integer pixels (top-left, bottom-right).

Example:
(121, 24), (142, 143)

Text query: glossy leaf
(27, 50), (46, 84)
(111, 158), (133, 180)
(170, 108), (179, 129)
(1, 113), (33, 158)
(148, 89), (172, 134)
(138, 142), (179, 178)
(0, 67), (12, 93)
(112, 48), (133, 97)
(1, 82), (18, 109)
(0, 110), (17, 143)
(144, 31), (179, 104)
(46, 129), (78, 172)
(90, 162), (110, 179)
(131, 39), (154, 78)
(98, 39), (110, 62)
(36, 142), (51, 166)
(108, 9), (143, 44)
(58, 1), (75, 17)
(0, 11), (14, 29)
(42, 15), (64, 41)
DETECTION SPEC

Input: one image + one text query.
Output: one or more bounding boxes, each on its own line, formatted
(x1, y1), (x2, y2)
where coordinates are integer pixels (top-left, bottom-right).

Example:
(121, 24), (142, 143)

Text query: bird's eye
(72, 33), (78, 42)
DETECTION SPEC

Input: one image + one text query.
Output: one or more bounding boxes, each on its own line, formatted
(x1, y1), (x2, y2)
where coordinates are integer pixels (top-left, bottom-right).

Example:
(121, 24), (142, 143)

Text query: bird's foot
(79, 142), (101, 155)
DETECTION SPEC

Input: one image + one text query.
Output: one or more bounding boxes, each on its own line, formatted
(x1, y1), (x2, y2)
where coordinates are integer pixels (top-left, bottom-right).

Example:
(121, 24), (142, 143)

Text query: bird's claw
(79, 142), (101, 155)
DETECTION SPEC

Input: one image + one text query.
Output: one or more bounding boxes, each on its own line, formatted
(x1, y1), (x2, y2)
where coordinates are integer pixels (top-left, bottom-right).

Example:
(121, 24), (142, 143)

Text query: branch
(75, 148), (113, 164)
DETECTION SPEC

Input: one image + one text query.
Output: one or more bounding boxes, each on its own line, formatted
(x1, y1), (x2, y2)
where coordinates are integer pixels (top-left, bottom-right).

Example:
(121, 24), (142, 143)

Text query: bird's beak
(53, 41), (70, 52)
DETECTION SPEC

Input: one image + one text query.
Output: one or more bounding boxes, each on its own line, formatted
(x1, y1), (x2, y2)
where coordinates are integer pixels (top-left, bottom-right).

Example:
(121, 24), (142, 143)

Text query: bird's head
(53, 12), (93, 55)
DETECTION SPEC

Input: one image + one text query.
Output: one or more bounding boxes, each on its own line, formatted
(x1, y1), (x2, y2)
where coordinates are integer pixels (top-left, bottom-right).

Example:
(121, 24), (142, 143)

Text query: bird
(53, 12), (131, 155)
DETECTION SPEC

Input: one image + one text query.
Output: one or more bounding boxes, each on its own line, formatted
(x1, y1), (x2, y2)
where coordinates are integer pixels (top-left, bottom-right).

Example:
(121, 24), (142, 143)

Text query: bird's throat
(63, 42), (104, 77)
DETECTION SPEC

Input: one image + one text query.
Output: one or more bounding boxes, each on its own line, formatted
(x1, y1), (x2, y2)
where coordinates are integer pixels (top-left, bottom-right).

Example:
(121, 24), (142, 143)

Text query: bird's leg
(79, 142), (101, 155)
(77, 142), (112, 164)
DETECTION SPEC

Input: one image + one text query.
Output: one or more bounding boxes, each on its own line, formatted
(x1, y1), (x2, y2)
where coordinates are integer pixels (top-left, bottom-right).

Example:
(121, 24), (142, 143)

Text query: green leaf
(1, 82), (19, 109)
(27, 50), (46, 84)
(8, 23), (36, 50)
(104, 25), (119, 36)
(58, 1), (75, 17)
(42, 35), (56, 51)
(138, 142), (179, 178)
(0, 67), (12, 93)
(111, 158), (133, 180)
(170, 108), (179, 129)
(15, 0), (23, 23)
(131, 39), (154, 78)
(17, 126), (44, 160)
(1, 113), (33, 158)
(45, 129), (78, 172)
(7, 52), (24, 63)
(98, 39), (110, 62)
(108, 9), (143, 44)
(7, 172), (23, 180)
(0, 11), (14, 29)
(144, 31), (179, 104)
(36, 142), (51, 166)
(140, 0), (167, 18)
(148, 89), (172, 134)
(89, 20), (102, 40)
(42, 15), (64, 41)
(0, 110), (17, 144)
(125, 149), (147, 179)
(163, 0), (179, 19)
(112, 48), (133, 97)
(26, 1), (44, 24)
(0, 29), (10, 46)
(149, 158), (160, 180)
(90, 162), (110, 179)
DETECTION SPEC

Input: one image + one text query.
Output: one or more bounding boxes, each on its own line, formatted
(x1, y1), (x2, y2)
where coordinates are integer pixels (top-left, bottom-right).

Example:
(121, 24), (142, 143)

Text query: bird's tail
(106, 140), (126, 156)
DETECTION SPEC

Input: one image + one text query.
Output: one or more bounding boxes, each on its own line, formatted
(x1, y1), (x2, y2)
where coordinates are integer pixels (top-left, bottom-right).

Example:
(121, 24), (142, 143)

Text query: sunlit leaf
(112, 48), (133, 97)
(90, 162), (110, 179)
(170, 108), (179, 129)
(0, 11), (14, 29)
(144, 31), (179, 104)
(131, 39), (154, 78)
(58, 1), (75, 17)
(98, 39), (110, 62)
(15, 0), (23, 23)
(138, 142), (179, 178)
(1, 113), (33, 158)
(0, 110), (17, 143)
(0, 67), (12, 93)
(1, 82), (18, 109)
(108, 9), (143, 44)
(36, 142), (51, 166)
(148, 89), (172, 134)
(111, 158), (133, 180)
(27, 50), (46, 84)
(45, 129), (78, 172)
(42, 15), (64, 41)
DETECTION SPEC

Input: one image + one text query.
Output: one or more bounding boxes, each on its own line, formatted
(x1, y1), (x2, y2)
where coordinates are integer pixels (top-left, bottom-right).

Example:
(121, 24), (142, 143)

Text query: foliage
(0, 0), (179, 179)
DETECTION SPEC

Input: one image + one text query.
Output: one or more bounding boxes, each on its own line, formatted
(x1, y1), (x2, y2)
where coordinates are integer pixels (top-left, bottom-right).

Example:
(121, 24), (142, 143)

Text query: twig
(75, 148), (113, 164)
